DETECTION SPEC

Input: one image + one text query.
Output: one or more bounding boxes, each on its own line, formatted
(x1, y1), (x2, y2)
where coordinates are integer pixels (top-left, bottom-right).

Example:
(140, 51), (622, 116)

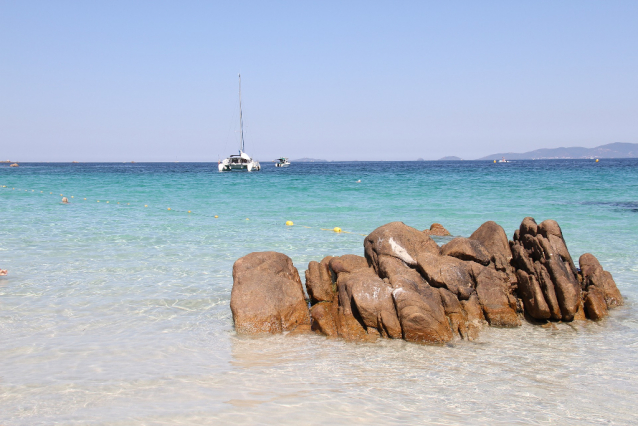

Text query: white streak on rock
(388, 237), (416, 266)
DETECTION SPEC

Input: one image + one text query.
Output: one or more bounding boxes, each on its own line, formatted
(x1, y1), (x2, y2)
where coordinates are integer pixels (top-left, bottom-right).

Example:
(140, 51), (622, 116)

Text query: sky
(1, 1), (637, 161)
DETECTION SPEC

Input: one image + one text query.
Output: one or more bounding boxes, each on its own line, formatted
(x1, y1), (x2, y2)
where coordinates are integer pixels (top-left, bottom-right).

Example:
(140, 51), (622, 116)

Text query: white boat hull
(218, 152), (261, 172)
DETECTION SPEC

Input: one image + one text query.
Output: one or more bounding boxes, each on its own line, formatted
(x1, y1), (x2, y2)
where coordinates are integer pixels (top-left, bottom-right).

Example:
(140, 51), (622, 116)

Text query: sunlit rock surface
(231, 218), (623, 343)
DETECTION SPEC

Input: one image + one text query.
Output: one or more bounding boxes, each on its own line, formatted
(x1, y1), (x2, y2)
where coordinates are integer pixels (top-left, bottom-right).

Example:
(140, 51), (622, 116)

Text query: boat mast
(238, 73), (245, 153)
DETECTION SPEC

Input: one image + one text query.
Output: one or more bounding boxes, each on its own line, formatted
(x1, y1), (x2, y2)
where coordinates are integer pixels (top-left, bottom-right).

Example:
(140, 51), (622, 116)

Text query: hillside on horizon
(477, 142), (638, 160)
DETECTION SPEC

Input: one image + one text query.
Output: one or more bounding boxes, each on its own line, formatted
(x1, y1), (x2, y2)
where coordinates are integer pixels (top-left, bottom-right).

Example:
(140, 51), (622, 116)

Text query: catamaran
(218, 74), (261, 172)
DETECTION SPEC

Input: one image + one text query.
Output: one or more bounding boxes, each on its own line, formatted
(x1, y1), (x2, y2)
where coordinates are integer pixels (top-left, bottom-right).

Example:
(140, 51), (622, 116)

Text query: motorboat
(218, 74), (261, 172)
(498, 157), (510, 163)
(274, 157), (290, 168)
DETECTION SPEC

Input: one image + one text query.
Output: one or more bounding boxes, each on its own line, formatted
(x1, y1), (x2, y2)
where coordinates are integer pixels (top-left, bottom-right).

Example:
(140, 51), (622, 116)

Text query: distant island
(292, 158), (328, 162)
(438, 156), (463, 161)
(478, 142), (638, 160)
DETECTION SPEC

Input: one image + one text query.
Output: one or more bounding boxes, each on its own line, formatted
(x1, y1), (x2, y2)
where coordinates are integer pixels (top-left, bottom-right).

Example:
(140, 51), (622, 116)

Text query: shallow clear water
(1, 160), (637, 425)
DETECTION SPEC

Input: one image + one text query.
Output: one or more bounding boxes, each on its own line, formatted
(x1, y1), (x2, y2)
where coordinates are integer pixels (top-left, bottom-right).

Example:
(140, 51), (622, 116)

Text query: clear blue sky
(1, 1), (637, 161)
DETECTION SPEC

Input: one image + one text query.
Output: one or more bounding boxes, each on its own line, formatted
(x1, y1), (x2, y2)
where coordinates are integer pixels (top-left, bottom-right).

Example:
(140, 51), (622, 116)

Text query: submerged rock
(423, 223), (451, 236)
(230, 217), (623, 345)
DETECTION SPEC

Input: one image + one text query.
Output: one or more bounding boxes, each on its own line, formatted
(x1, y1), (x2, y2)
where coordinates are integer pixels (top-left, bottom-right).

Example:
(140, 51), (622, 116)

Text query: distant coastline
(476, 142), (638, 161)
(291, 158), (328, 162)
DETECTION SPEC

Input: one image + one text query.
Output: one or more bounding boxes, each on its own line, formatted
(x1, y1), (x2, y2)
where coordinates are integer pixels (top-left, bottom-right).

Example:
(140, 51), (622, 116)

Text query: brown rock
(376, 254), (409, 281)
(579, 253), (602, 278)
(573, 299), (587, 321)
(470, 221), (512, 261)
(365, 222), (440, 272)
(373, 254), (454, 343)
(534, 262), (562, 320)
(416, 251), (475, 298)
(287, 324), (313, 335)
(521, 233), (547, 263)
(335, 305), (374, 342)
(337, 268), (402, 339)
(470, 221), (517, 284)
(440, 237), (491, 266)
(461, 293), (486, 323)
(491, 252), (510, 271)
(546, 257), (581, 321)
(333, 285), (374, 342)
(513, 229), (520, 241)
(425, 223), (451, 236)
(391, 286), (453, 344)
(460, 293), (485, 340)
(585, 286), (608, 321)
(305, 256), (335, 303)
(310, 300), (339, 337)
(438, 288), (469, 339)
(516, 270), (551, 320)
(473, 266), (520, 327)
(579, 253), (623, 308)
(231, 252), (311, 335)
(511, 241), (535, 274)
(329, 254), (370, 274)
(519, 217), (538, 237)
(538, 219), (578, 275)
(602, 271), (623, 308)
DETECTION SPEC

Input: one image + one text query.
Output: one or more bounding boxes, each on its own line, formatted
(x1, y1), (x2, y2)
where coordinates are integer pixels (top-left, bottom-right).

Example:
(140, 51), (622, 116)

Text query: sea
(1, 160), (637, 425)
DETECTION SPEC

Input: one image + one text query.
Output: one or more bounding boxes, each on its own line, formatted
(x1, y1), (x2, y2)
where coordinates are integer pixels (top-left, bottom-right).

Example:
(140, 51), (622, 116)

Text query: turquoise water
(1, 160), (637, 425)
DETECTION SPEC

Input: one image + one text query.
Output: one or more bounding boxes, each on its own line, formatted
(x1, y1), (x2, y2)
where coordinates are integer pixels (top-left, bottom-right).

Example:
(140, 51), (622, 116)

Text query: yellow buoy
(167, 208), (171, 210)
(285, 220), (294, 226)
(214, 215), (218, 218)
(246, 218), (249, 221)
(493, 160), (496, 163)
(60, 194), (63, 196)
(595, 159), (599, 162)
(333, 227), (342, 233)
(84, 198), (86, 200)
(188, 210), (191, 213)
(97, 200), (100, 202)
(106, 201), (109, 203)
(71, 196), (73, 198)
(117, 202), (119, 204)
(145, 205), (148, 207)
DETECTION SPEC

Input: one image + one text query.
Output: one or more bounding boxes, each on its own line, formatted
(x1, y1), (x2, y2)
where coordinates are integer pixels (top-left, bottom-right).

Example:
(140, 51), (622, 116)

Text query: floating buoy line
(0, 184), (367, 236)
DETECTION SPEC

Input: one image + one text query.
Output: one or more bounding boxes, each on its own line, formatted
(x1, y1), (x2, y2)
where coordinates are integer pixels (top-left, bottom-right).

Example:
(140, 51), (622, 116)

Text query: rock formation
(230, 218), (623, 344)
(423, 223), (451, 236)
(230, 251), (311, 334)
